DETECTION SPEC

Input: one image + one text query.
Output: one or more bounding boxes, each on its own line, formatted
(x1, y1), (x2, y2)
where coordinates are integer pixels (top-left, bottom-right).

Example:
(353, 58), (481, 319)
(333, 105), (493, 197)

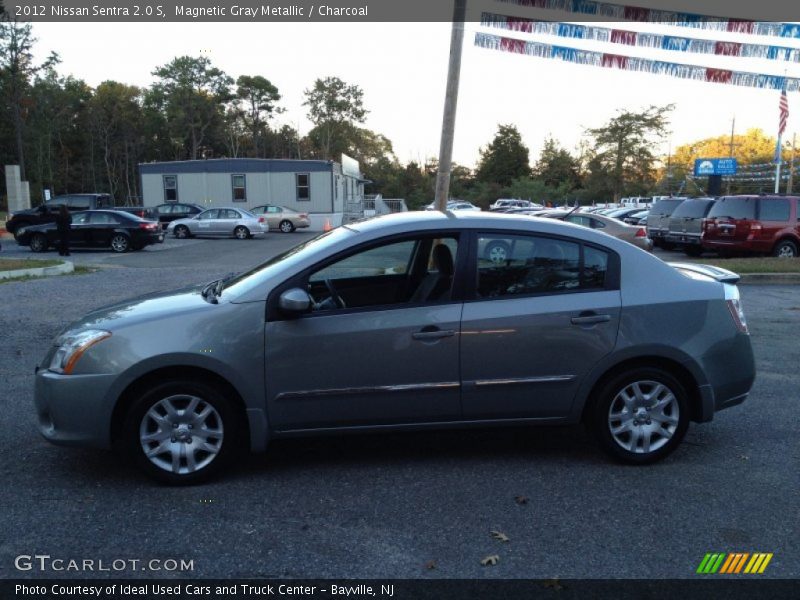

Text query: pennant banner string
(481, 13), (800, 63)
(474, 32), (800, 92)
(494, 0), (800, 39)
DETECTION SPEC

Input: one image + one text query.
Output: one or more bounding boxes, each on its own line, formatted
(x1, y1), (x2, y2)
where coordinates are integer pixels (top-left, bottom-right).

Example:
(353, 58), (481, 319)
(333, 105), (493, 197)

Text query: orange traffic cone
(323, 218), (333, 232)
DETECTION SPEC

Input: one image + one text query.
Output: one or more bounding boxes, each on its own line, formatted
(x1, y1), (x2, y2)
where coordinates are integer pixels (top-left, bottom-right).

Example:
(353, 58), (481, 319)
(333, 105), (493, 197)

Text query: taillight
(299, 213), (308, 219)
(139, 222), (157, 230)
(726, 299), (749, 334)
(635, 227), (646, 237)
(750, 223), (762, 231)
(258, 217), (265, 223)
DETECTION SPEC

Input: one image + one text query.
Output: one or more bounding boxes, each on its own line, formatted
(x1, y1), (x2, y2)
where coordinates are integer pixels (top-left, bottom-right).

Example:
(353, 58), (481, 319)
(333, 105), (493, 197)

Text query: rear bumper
(702, 238), (769, 253)
(666, 233), (702, 246)
(693, 333), (756, 422)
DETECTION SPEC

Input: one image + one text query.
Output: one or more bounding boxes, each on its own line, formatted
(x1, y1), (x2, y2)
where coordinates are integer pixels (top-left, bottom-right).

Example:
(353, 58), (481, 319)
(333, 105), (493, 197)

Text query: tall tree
(235, 75), (281, 157)
(150, 56), (233, 160)
(303, 76), (367, 160)
(533, 137), (582, 191)
(475, 124), (530, 186)
(586, 104), (673, 201)
(0, 16), (57, 179)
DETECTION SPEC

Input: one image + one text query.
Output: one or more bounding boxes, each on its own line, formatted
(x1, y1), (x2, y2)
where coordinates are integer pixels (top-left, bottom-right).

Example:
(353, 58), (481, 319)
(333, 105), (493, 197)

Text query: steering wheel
(324, 279), (346, 309)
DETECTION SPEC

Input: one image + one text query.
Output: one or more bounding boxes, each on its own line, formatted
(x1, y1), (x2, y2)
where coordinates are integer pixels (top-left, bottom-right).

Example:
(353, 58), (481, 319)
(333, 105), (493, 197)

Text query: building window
(163, 175), (178, 202)
(232, 174), (246, 202)
(296, 173), (310, 201)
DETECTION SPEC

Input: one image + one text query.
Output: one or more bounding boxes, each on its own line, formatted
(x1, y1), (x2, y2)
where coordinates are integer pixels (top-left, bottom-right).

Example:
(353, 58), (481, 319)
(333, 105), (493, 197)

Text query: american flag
(778, 86), (789, 137)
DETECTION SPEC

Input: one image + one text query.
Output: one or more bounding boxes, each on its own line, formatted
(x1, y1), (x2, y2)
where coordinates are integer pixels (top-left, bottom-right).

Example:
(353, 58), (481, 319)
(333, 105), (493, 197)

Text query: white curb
(0, 260), (75, 280)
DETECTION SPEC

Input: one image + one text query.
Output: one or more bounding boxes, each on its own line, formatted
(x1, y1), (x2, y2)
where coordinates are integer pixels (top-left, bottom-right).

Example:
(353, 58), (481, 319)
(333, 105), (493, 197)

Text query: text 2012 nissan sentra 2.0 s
(34, 211), (756, 484)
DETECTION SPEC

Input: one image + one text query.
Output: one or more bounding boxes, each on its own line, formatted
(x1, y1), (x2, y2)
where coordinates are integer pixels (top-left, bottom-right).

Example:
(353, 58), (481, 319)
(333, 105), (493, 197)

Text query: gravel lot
(0, 234), (798, 580)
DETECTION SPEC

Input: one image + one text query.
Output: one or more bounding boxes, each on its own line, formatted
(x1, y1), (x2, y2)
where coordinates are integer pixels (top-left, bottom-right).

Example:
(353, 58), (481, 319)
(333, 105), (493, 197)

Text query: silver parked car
(34, 211), (755, 484)
(167, 207), (267, 239)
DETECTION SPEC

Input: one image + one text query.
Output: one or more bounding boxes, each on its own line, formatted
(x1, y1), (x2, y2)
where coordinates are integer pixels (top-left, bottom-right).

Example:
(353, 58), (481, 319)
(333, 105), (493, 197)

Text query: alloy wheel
(111, 235), (129, 253)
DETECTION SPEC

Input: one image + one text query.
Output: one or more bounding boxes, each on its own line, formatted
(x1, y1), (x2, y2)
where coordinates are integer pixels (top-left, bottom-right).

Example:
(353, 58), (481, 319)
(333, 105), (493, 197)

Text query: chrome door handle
(571, 314), (611, 325)
(412, 329), (455, 340)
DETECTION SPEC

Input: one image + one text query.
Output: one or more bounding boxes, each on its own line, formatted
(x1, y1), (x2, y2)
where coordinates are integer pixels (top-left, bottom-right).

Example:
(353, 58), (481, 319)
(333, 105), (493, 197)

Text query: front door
(264, 234), (464, 431)
(460, 232), (621, 420)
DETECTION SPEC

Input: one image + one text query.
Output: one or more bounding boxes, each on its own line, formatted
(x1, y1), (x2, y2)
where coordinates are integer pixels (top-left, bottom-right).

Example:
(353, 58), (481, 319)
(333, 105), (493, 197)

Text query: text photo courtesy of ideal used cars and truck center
(0, 0), (799, 598)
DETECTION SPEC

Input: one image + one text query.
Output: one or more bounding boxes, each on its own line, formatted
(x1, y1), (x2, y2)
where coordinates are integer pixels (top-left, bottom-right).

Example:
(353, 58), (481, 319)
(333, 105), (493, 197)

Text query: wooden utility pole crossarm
(434, 0), (467, 213)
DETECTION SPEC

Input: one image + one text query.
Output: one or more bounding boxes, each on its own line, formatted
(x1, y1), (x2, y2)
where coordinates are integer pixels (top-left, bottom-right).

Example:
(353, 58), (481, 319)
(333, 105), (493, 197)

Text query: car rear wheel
(234, 226), (250, 240)
(29, 233), (48, 253)
(590, 368), (689, 464)
(174, 225), (190, 239)
(279, 219), (295, 233)
(773, 239), (798, 258)
(122, 380), (242, 485)
(110, 234), (130, 253)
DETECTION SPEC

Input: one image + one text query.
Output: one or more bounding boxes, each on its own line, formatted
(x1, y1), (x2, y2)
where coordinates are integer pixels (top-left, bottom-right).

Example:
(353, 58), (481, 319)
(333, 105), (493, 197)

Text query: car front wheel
(590, 368), (689, 464)
(29, 233), (49, 253)
(122, 380), (241, 485)
(174, 225), (190, 239)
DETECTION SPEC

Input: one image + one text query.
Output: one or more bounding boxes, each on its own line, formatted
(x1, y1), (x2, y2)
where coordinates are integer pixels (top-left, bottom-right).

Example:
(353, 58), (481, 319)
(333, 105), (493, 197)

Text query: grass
(684, 256), (800, 274)
(0, 263), (95, 284)
(0, 258), (63, 271)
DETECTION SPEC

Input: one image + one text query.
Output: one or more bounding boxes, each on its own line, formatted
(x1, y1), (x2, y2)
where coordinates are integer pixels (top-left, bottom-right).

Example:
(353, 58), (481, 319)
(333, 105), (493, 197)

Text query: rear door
(86, 211), (120, 246)
(217, 209), (240, 235)
(757, 198), (791, 252)
(460, 231), (621, 420)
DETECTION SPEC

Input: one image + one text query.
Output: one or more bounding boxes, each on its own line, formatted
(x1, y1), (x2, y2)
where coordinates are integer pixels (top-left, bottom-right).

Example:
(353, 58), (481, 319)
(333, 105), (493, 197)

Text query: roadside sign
(694, 158), (738, 176)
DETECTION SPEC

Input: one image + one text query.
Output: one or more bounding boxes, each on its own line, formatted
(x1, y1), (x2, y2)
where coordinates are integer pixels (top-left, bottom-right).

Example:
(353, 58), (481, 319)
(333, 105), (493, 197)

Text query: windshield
(221, 226), (355, 298)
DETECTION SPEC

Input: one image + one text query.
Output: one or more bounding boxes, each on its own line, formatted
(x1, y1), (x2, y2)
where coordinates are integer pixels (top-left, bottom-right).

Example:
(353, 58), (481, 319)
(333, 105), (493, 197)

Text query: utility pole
(788, 132), (796, 194)
(727, 116), (736, 195)
(434, 0), (467, 212)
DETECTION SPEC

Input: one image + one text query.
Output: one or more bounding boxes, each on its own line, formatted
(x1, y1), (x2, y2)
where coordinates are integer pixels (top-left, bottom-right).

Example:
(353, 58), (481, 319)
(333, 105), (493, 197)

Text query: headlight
(17, 227), (27, 235)
(48, 330), (112, 374)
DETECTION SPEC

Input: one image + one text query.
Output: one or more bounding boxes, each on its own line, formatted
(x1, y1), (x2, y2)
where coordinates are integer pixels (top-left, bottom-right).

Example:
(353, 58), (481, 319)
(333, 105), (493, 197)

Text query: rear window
(671, 200), (714, 219)
(650, 199), (683, 216)
(759, 199), (790, 221)
(708, 197), (757, 220)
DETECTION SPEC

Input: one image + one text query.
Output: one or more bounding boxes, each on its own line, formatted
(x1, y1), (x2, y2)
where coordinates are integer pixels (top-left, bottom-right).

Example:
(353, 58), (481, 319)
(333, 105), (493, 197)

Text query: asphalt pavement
(0, 233), (798, 580)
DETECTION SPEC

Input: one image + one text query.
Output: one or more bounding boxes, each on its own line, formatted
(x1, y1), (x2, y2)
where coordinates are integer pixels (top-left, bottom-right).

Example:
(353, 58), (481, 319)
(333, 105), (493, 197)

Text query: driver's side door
(264, 233), (464, 432)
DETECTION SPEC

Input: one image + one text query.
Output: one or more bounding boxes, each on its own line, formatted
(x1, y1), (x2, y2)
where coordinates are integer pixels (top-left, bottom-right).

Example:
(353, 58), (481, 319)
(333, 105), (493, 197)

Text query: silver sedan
(167, 207), (267, 239)
(34, 211), (755, 484)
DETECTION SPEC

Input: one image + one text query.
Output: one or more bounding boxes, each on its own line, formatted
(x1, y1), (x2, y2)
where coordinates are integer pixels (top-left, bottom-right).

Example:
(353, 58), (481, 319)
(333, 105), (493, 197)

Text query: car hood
(63, 285), (213, 333)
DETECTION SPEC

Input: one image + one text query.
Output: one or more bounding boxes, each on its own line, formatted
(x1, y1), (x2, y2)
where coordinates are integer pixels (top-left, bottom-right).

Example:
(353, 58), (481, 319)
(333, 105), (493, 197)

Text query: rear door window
(708, 197), (757, 220)
(759, 199), (790, 221)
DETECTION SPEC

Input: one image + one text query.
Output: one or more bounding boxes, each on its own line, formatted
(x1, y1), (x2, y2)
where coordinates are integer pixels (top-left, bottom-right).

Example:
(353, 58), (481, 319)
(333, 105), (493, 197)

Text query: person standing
(55, 205), (72, 256)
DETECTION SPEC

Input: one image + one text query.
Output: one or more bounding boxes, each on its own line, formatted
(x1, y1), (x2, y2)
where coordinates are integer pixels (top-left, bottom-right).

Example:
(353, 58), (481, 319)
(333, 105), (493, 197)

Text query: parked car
(665, 197), (717, 256)
(33, 211), (754, 483)
(153, 203), (205, 229)
(647, 197), (688, 249)
(6, 194), (156, 240)
(167, 207), (267, 239)
(249, 205), (310, 233)
(623, 210), (649, 226)
(16, 210), (163, 253)
(702, 195), (800, 257)
(490, 199), (541, 211)
(540, 211), (653, 252)
(605, 207), (648, 221)
(424, 200), (480, 211)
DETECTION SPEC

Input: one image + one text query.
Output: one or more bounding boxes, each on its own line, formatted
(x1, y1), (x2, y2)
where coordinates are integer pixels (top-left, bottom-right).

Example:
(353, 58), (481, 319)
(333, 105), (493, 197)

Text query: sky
(29, 16), (800, 170)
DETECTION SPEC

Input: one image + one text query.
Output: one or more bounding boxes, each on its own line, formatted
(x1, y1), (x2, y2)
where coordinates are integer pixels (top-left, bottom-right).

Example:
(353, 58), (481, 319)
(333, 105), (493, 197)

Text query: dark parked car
(702, 195), (800, 257)
(17, 210), (163, 253)
(647, 197), (687, 249)
(6, 194), (155, 239)
(152, 203), (206, 229)
(665, 197), (717, 256)
(33, 212), (754, 484)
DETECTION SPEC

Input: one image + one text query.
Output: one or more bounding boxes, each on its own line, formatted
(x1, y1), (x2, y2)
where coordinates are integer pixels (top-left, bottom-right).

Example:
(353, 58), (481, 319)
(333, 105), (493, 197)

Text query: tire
(29, 233), (48, 253)
(683, 246), (702, 257)
(772, 239), (798, 258)
(484, 240), (511, 264)
(121, 379), (242, 485)
(589, 367), (690, 465)
(110, 234), (130, 253)
(279, 219), (295, 233)
(174, 225), (190, 239)
(234, 226), (250, 240)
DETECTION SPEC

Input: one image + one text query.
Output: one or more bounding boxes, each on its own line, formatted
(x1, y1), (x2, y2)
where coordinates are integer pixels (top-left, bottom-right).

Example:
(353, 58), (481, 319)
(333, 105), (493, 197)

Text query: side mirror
(279, 288), (312, 314)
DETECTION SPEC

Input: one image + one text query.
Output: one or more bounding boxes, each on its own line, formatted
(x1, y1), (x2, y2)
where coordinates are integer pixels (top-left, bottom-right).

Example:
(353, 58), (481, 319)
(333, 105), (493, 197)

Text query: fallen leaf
(481, 555), (500, 566)
(514, 495), (528, 505)
(424, 560), (437, 570)
(491, 530), (510, 543)
(739, 454), (749, 461)
(543, 579), (563, 590)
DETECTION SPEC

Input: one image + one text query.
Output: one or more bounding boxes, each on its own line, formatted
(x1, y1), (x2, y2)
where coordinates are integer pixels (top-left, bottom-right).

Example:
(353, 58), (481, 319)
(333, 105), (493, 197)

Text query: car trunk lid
(667, 262), (741, 284)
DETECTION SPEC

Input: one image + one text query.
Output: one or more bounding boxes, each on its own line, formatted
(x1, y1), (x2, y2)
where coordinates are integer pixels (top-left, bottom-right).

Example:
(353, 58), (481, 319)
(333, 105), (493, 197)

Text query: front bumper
(34, 369), (117, 449)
